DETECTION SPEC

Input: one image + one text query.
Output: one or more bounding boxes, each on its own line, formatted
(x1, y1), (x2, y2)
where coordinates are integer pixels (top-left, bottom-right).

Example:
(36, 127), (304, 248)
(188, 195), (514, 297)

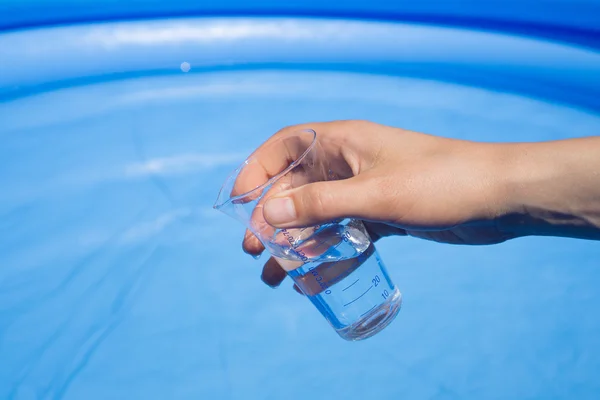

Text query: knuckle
(277, 122), (322, 137)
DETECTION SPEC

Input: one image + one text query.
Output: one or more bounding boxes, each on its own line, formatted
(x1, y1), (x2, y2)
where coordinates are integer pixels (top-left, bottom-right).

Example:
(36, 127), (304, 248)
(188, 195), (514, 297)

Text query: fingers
(261, 258), (305, 296)
(293, 284), (304, 295)
(230, 126), (323, 198)
(260, 257), (287, 288)
(262, 175), (380, 228)
(362, 221), (407, 242)
(265, 121), (334, 149)
(242, 232), (286, 288)
(252, 251), (305, 295)
(242, 229), (264, 256)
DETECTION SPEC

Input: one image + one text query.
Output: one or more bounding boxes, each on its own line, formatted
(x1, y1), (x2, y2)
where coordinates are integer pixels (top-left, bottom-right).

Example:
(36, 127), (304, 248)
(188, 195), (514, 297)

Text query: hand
(242, 120), (510, 288)
(240, 120), (600, 288)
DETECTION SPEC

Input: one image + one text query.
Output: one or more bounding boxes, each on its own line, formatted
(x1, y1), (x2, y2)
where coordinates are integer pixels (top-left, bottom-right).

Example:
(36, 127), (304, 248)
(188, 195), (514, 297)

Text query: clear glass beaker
(214, 129), (402, 341)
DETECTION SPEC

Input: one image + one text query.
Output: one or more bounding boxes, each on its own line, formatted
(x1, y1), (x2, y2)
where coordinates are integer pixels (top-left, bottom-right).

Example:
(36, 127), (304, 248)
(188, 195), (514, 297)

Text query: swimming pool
(1, 2), (600, 399)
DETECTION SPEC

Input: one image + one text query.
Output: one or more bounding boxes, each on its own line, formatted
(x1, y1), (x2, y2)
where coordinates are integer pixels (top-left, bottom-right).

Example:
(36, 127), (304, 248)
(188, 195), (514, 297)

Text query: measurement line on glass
(343, 285), (373, 307)
(314, 236), (345, 252)
(360, 304), (379, 318)
(342, 279), (360, 291)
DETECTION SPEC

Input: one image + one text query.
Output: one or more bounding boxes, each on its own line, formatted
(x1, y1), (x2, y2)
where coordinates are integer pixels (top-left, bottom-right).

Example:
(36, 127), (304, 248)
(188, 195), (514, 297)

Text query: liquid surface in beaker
(276, 219), (402, 340)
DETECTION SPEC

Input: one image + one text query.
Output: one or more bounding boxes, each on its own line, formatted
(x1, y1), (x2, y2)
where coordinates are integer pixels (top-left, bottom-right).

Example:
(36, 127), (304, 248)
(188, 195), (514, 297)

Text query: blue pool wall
(1, 0), (600, 50)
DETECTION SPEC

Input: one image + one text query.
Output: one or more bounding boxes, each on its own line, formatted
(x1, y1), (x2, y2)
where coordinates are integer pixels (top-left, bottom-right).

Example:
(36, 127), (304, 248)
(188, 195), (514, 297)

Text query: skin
(238, 120), (600, 289)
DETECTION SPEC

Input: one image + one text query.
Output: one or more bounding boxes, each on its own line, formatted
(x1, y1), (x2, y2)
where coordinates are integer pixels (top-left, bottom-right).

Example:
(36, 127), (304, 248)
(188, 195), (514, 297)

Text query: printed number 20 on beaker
(214, 129), (402, 341)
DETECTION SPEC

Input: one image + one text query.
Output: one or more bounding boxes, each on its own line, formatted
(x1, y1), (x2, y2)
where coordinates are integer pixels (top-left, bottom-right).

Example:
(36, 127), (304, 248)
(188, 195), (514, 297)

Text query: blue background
(1, 0), (600, 49)
(1, 2), (600, 400)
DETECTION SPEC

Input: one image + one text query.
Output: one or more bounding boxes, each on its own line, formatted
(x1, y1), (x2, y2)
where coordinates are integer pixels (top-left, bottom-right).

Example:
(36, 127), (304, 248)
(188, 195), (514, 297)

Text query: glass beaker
(214, 129), (402, 341)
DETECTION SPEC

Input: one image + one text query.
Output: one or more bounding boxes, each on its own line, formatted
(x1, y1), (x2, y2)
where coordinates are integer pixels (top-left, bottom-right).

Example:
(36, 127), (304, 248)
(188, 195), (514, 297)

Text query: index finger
(230, 127), (319, 199)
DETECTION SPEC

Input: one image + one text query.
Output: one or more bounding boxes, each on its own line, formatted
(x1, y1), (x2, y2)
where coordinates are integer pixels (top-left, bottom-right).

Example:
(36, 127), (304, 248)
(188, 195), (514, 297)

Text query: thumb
(262, 176), (373, 228)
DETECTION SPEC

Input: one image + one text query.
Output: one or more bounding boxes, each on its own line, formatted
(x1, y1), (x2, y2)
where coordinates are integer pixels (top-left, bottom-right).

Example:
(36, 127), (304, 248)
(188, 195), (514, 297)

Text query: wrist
(490, 143), (535, 238)
(493, 139), (600, 240)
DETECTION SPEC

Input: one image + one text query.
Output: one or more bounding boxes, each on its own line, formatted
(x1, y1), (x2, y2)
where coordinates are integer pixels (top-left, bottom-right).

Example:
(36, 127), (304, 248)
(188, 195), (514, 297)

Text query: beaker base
(335, 288), (402, 341)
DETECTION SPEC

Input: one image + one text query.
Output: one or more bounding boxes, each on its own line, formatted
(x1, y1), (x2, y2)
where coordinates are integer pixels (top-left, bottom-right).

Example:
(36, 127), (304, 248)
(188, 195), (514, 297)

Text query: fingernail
(264, 197), (297, 225)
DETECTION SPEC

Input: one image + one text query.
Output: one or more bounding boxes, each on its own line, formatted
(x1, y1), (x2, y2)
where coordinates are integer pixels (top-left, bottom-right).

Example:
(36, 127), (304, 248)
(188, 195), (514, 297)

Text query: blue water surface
(1, 12), (600, 400)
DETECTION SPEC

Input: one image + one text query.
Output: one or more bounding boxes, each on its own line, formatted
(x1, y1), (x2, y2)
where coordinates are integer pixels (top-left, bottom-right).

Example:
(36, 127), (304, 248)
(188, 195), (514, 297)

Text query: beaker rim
(213, 128), (317, 210)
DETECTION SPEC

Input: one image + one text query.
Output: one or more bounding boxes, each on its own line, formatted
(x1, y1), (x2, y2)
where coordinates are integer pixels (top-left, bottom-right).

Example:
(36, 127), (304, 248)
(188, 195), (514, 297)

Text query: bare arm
(240, 121), (599, 287)
(497, 136), (600, 240)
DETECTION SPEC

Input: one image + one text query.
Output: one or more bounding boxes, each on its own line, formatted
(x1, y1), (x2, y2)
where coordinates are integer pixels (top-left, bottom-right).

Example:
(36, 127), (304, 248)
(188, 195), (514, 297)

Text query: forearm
(496, 136), (600, 240)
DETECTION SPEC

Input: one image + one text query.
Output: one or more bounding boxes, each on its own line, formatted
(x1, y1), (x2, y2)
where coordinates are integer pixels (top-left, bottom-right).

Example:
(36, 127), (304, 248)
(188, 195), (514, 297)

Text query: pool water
(1, 17), (600, 400)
